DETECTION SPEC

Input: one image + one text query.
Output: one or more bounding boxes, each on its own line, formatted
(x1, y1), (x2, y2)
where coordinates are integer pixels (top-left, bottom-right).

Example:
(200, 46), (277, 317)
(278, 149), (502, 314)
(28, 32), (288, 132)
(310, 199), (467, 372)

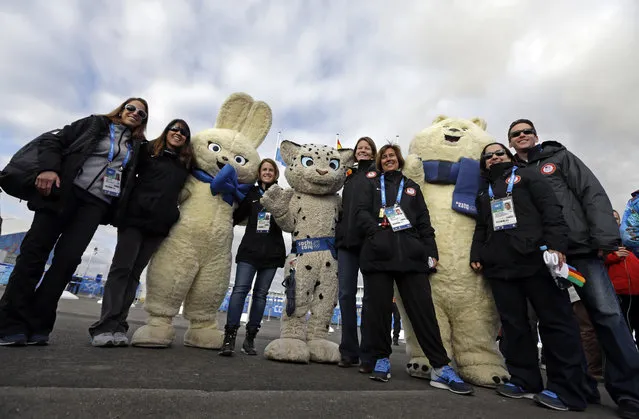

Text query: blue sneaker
(0, 333), (28, 346)
(533, 390), (569, 411)
(369, 358), (391, 382)
(496, 383), (534, 399)
(430, 365), (474, 395)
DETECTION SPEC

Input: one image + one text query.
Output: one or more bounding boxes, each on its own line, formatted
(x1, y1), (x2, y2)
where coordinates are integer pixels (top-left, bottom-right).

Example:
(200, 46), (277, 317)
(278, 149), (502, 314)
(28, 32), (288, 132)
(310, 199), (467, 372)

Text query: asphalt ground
(0, 290), (620, 419)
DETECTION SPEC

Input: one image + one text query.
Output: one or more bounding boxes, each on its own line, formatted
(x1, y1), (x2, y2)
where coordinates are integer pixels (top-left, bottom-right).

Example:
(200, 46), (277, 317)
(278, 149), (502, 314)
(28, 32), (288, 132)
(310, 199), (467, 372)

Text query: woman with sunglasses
(0, 98), (149, 346)
(89, 119), (194, 347)
(470, 142), (588, 411)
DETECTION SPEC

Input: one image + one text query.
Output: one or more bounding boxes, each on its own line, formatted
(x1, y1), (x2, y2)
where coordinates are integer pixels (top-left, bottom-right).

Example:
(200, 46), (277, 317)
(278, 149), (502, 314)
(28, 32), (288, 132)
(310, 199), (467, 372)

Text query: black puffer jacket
(514, 141), (620, 256)
(470, 162), (569, 279)
(335, 160), (376, 250)
(31, 115), (142, 223)
(356, 170), (438, 274)
(233, 184), (286, 269)
(118, 141), (189, 237)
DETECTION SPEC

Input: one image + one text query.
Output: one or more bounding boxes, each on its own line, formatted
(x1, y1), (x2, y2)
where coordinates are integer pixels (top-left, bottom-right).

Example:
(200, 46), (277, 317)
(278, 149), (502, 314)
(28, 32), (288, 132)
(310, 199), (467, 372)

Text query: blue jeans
(226, 262), (277, 329)
(338, 248), (370, 363)
(571, 256), (639, 403)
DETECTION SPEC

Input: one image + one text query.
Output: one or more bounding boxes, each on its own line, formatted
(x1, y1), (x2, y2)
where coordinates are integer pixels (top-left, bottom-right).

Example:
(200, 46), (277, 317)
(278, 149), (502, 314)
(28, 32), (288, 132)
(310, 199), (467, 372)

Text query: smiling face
(482, 144), (512, 169)
(121, 100), (147, 128)
(190, 128), (260, 184)
(508, 122), (538, 153)
(355, 139), (374, 162)
(380, 148), (399, 172)
(281, 142), (354, 195)
(166, 121), (189, 150)
(259, 161), (276, 184)
(409, 117), (493, 162)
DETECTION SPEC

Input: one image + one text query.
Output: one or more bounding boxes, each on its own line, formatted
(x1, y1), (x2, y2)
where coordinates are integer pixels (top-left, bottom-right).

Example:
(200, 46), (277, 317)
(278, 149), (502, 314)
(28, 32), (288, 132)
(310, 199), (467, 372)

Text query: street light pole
(84, 247), (98, 277)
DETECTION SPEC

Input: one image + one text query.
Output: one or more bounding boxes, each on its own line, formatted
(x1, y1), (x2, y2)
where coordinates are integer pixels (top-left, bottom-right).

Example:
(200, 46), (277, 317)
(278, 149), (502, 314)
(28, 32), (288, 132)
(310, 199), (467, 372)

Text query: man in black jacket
(509, 118), (639, 419)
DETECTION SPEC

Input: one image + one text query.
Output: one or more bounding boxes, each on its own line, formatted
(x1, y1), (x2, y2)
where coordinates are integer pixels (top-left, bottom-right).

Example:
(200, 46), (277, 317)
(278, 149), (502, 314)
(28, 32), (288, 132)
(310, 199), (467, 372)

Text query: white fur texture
(260, 141), (353, 364)
(399, 116), (509, 387)
(131, 92), (271, 349)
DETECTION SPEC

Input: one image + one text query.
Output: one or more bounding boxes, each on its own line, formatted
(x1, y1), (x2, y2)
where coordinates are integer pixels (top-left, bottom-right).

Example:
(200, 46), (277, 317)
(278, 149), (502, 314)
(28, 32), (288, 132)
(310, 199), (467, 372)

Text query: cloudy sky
(1, 0), (638, 285)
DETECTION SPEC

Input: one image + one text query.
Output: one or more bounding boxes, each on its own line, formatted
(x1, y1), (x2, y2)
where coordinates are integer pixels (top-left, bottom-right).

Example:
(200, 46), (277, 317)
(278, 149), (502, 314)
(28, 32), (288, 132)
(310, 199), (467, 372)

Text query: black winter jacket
(335, 160), (376, 250)
(356, 170), (438, 274)
(118, 141), (189, 237)
(31, 115), (142, 224)
(233, 184), (286, 269)
(470, 162), (570, 280)
(514, 141), (620, 256)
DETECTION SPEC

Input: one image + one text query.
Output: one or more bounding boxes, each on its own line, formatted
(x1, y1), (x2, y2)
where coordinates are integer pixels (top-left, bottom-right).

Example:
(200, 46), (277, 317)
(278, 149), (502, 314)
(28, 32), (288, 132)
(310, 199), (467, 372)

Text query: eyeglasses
(482, 149), (507, 160)
(509, 129), (535, 139)
(124, 104), (148, 120)
(169, 126), (189, 137)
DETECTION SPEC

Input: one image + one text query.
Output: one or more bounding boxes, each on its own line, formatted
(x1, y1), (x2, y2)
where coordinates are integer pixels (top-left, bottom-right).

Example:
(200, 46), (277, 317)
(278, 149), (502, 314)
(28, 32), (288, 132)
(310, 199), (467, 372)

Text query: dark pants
(392, 302), (401, 340)
(362, 271), (449, 368)
(226, 262), (277, 328)
(0, 187), (108, 336)
(570, 256), (639, 404)
(338, 247), (369, 362)
(573, 300), (604, 377)
(618, 294), (639, 348)
(488, 272), (588, 410)
(89, 227), (164, 337)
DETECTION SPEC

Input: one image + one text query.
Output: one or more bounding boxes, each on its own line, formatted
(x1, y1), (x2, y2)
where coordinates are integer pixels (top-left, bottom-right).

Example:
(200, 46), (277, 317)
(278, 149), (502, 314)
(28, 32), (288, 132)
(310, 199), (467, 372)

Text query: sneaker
(0, 333), (27, 346)
(430, 365), (474, 395)
(113, 332), (129, 347)
(533, 390), (569, 411)
(27, 334), (49, 346)
(369, 358), (391, 382)
(91, 332), (115, 347)
(496, 383), (534, 399)
(618, 397), (639, 419)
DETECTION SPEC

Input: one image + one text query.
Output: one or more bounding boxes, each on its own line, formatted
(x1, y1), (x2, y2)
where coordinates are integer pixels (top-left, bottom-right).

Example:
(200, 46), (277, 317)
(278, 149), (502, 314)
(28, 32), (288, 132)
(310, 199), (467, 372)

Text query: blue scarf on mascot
(421, 158), (480, 216)
(191, 164), (253, 206)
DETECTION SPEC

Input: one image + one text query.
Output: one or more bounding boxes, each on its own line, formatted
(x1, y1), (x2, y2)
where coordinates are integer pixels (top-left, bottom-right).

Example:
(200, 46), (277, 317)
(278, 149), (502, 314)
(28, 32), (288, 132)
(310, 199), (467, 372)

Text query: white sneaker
(113, 332), (129, 347)
(91, 333), (115, 347)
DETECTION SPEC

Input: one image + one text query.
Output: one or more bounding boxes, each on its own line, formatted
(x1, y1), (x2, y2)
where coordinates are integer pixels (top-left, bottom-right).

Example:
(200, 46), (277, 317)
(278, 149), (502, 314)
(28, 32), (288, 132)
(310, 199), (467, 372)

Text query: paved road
(0, 292), (619, 418)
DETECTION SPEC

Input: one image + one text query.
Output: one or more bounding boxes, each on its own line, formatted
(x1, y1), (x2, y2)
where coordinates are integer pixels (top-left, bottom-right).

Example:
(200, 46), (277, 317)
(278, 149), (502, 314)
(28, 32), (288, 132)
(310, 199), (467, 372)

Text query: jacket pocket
(362, 229), (394, 262)
(402, 230), (428, 261)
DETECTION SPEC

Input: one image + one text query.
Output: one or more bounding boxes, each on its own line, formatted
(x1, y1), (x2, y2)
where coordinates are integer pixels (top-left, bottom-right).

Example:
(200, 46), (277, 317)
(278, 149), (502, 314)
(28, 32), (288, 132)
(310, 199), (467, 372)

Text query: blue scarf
(191, 164), (253, 206)
(422, 158), (481, 216)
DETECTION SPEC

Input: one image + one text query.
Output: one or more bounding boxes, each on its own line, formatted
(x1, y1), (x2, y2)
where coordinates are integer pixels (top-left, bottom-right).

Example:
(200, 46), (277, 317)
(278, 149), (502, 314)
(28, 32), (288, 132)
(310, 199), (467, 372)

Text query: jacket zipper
(85, 127), (127, 191)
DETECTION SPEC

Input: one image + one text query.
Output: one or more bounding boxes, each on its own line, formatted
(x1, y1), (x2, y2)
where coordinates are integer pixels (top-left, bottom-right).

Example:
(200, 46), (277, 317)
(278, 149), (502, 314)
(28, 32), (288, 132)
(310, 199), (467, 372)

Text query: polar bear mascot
(399, 115), (509, 387)
(131, 92), (272, 349)
(260, 141), (353, 363)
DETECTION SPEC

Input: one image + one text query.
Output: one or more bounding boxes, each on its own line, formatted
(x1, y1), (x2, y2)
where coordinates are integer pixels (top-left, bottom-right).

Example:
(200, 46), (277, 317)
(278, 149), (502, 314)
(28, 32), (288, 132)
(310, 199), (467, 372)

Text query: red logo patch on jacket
(540, 163), (557, 175)
(366, 171), (377, 178)
(405, 187), (416, 196)
(506, 175), (522, 184)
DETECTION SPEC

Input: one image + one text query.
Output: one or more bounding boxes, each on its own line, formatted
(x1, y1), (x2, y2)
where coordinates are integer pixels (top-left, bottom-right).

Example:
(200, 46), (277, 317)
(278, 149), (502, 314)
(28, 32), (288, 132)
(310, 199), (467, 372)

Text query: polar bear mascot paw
(261, 141), (354, 364)
(132, 92), (271, 350)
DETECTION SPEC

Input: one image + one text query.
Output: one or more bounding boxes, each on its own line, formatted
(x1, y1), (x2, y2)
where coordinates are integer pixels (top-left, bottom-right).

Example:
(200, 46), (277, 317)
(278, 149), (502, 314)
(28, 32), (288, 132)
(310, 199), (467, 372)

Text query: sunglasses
(482, 149), (507, 160)
(123, 103), (148, 120)
(509, 129), (535, 139)
(168, 126), (189, 137)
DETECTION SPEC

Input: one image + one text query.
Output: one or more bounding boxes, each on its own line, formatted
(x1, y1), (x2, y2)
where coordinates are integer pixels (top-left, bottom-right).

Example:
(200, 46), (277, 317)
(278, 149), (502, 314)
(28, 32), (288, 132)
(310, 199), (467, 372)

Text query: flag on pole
(275, 131), (286, 167)
(336, 133), (342, 150)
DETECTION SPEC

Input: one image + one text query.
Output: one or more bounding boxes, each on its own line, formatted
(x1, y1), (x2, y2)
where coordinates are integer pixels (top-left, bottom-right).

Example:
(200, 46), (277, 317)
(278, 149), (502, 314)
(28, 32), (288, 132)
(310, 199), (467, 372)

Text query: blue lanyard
(380, 173), (405, 207)
(488, 166), (518, 199)
(108, 124), (132, 168)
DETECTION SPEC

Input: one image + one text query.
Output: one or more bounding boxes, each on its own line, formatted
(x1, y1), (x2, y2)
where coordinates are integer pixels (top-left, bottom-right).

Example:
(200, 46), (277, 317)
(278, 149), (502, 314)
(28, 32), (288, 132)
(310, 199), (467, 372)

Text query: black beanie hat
(508, 119), (536, 137)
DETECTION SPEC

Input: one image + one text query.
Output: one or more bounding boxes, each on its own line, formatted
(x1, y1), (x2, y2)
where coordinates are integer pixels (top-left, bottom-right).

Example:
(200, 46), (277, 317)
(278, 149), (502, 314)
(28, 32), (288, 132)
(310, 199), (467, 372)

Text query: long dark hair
(103, 97), (149, 139)
(151, 119), (194, 169)
(479, 142), (515, 175)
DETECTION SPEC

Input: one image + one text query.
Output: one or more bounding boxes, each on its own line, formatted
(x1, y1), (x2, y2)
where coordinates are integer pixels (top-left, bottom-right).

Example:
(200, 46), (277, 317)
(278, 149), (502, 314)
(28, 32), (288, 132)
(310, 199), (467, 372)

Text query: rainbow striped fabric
(566, 265), (586, 287)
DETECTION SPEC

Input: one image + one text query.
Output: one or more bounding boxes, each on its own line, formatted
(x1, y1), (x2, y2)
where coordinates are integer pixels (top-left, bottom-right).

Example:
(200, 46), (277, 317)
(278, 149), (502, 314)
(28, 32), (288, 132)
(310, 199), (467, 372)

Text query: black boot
(392, 337), (399, 346)
(218, 325), (238, 357)
(242, 326), (259, 356)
